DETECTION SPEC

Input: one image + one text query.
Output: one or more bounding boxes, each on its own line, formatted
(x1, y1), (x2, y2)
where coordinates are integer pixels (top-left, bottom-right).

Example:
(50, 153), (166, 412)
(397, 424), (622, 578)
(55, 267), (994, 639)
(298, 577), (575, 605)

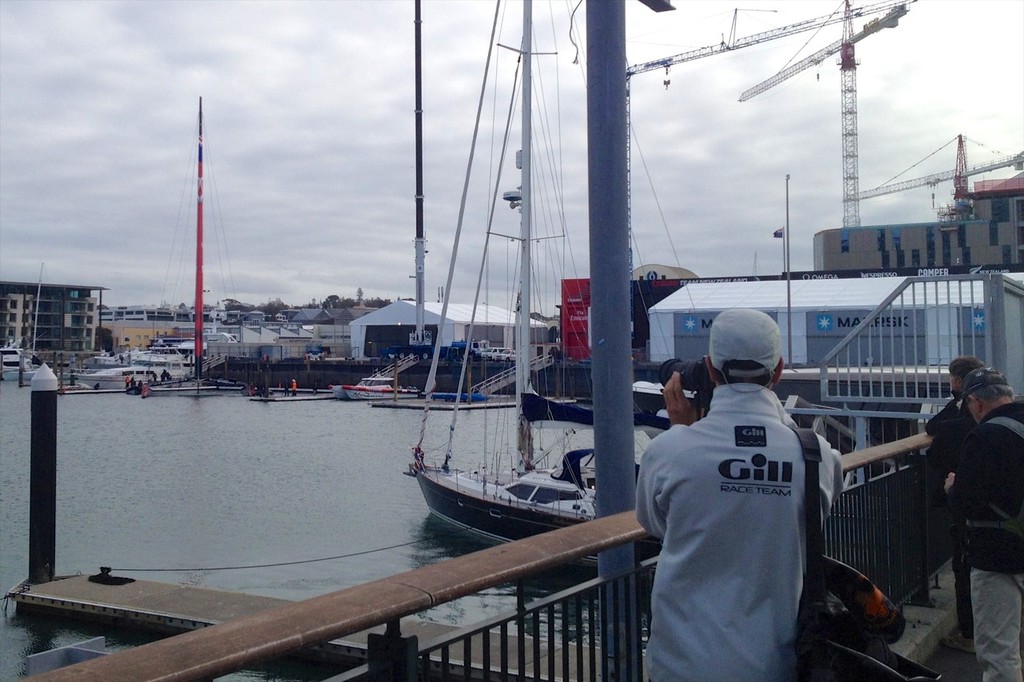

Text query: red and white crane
(857, 135), (1024, 215)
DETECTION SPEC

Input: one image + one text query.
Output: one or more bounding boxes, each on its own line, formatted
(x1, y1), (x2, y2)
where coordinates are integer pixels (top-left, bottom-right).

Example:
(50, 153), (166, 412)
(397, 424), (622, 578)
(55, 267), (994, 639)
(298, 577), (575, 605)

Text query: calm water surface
(0, 381), (575, 680)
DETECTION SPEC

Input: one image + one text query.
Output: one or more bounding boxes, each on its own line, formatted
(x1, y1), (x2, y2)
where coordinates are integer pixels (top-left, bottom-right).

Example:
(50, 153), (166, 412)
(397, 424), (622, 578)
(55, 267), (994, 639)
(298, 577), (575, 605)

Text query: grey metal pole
(587, 0), (634, 576)
(29, 364), (59, 584)
(785, 174), (792, 365)
(588, 8), (640, 678)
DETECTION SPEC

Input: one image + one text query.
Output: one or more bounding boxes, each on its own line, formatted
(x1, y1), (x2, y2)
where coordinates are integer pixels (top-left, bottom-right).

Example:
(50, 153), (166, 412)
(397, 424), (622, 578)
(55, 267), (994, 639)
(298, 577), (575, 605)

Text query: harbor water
(0, 381), (584, 679)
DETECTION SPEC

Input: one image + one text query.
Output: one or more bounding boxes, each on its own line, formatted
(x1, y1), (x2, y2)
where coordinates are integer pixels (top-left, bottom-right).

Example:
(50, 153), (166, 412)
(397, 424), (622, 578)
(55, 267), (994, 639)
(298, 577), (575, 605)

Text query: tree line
(221, 289), (393, 318)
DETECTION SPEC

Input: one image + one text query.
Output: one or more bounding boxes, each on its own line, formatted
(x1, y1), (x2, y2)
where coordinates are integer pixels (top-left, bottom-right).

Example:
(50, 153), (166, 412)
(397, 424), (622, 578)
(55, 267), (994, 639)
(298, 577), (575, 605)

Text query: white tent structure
(349, 300), (545, 359)
(647, 277), (995, 367)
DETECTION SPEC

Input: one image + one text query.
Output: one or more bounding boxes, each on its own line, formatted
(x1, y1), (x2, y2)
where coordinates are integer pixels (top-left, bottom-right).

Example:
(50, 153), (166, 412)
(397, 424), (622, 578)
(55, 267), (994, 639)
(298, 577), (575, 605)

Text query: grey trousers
(971, 568), (1024, 682)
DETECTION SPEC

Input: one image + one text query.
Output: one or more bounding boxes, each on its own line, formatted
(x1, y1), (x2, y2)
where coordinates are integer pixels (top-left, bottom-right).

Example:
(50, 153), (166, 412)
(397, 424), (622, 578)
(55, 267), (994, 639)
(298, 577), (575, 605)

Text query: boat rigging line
(103, 527), (476, 574)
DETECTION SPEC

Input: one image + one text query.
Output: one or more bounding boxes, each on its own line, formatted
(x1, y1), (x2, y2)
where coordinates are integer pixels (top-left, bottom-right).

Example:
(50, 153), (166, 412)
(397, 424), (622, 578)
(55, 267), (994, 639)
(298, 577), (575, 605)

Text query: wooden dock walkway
(9, 575), (592, 677)
(249, 393), (337, 402)
(9, 575), (452, 669)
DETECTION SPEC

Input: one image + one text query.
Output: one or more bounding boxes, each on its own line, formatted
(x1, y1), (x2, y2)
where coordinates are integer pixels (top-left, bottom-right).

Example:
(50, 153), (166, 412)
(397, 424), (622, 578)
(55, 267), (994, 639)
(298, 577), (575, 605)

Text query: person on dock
(927, 354), (985, 654)
(945, 367), (1024, 682)
(636, 308), (844, 682)
(290, 378), (298, 396)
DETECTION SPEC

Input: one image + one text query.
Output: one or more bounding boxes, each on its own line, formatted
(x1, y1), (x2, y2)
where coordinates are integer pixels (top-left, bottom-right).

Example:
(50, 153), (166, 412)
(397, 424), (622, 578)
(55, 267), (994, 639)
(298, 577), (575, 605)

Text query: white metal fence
(819, 274), (1024, 405)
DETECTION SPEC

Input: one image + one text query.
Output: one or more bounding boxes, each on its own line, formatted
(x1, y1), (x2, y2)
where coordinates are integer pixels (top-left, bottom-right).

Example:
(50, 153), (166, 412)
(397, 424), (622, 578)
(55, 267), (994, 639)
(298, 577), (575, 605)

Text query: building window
(877, 229), (886, 252)
(840, 229), (849, 253)
(912, 249), (921, 267)
(896, 250), (905, 268)
(881, 251), (890, 268)
(990, 222), (999, 246)
(991, 198), (1010, 222)
(926, 227), (936, 266)
(941, 231), (951, 265)
(892, 228), (901, 251)
(957, 225), (966, 249)
(962, 247), (971, 266)
(1003, 245), (1012, 265)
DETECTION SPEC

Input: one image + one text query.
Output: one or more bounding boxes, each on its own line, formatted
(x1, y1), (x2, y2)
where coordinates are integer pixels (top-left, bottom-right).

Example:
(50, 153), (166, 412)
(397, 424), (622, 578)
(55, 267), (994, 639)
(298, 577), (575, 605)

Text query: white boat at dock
(1, 344), (41, 382)
(332, 376), (419, 401)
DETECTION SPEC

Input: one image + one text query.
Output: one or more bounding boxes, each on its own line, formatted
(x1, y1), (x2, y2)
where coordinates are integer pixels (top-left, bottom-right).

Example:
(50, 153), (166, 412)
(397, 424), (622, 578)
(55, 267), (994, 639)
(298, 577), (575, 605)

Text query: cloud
(1, 0), (1021, 315)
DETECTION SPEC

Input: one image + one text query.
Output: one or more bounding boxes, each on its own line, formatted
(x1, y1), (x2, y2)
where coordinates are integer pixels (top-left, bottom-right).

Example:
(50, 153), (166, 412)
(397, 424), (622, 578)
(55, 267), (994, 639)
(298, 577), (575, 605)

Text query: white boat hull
(332, 377), (420, 400)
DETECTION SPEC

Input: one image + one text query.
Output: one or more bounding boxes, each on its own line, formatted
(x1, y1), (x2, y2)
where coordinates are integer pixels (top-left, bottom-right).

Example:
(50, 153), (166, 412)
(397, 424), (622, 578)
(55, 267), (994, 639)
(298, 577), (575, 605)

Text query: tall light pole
(784, 174), (792, 365)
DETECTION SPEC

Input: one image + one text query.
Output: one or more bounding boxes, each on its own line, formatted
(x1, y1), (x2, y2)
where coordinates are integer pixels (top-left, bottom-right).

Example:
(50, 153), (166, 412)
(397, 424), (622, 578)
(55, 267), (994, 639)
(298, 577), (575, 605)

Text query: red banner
(561, 279), (591, 361)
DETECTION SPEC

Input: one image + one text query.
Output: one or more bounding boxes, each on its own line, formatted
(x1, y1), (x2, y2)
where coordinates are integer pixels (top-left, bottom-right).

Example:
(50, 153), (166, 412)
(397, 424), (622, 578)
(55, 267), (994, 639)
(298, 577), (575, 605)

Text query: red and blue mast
(195, 97), (204, 380)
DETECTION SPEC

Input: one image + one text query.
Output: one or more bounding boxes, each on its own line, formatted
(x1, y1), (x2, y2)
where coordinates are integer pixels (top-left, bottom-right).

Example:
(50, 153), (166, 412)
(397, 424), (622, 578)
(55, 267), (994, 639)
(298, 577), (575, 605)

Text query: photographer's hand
(664, 372), (699, 426)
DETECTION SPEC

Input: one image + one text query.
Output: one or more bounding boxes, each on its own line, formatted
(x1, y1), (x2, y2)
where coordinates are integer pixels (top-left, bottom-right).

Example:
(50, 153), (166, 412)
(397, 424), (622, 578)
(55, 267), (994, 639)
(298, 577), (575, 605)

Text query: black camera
(658, 357), (714, 416)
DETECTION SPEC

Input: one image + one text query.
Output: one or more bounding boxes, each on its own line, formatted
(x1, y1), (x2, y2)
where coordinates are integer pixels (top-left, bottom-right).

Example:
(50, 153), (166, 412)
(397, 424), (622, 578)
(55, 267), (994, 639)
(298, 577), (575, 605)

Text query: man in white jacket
(636, 308), (844, 682)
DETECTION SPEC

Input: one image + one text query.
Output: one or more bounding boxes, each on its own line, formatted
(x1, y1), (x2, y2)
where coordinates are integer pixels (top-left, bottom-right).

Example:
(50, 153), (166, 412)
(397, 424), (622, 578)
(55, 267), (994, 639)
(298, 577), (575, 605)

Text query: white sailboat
(406, 1), (664, 554)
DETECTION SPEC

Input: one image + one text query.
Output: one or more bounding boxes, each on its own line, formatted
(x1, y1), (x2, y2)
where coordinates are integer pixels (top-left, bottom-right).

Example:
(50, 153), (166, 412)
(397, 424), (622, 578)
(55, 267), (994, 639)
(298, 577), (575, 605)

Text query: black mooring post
(29, 363), (58, 584)
(366, 620), (418, 682)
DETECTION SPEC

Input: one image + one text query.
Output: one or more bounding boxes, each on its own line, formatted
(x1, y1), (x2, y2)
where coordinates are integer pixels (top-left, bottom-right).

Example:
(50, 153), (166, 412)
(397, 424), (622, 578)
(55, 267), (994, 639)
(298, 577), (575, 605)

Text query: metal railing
(201, 353), (227, 374)
(371, 355), (420, 380)
(33, 430), (938, 682)
(819, 273), (1024, 405)
(473, 354), (554, 396)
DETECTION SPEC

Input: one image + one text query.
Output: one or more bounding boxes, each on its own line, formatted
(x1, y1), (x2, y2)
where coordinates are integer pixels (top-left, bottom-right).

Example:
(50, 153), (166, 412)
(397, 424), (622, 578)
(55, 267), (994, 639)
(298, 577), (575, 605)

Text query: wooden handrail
(841, 432), (931, 472)
(35, 433), (931, 681)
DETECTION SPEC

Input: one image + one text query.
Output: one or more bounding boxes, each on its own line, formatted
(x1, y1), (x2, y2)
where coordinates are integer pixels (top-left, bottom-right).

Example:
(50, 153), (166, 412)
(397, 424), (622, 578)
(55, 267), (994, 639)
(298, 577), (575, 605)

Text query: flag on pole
(773, 227), (785, 238)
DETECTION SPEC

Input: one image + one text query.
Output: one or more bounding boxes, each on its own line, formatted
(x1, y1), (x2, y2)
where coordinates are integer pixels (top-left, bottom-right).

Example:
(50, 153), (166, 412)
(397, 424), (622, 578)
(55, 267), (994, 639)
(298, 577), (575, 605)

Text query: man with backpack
(927, 354), (985, 653)
(945, 367), (1024, 682)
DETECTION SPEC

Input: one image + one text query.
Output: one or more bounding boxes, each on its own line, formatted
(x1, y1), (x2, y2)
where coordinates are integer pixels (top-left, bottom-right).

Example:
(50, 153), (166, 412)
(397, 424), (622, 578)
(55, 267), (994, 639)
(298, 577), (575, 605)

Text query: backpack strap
(964, 416), (1024, 536)
(987, 416), (1024, 441)
(792, 426), (833, 679)
(793, 427), (825, 600)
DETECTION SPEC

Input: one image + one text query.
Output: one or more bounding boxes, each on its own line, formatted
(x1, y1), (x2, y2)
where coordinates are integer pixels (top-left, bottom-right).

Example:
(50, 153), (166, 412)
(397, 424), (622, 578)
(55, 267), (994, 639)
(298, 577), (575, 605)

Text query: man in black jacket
(945, 367), (1024, 682)
(927, 355), (984, 652)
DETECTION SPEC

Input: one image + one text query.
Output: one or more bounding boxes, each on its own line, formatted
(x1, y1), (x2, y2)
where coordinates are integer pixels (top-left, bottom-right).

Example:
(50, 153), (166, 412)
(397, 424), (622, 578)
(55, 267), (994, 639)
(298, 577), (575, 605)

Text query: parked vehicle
(479, 347), (514, 362)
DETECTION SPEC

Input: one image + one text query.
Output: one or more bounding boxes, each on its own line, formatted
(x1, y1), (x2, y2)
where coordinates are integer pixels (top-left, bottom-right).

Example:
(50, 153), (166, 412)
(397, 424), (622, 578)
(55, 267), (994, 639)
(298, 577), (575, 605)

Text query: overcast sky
(1, 0), (1021, 314)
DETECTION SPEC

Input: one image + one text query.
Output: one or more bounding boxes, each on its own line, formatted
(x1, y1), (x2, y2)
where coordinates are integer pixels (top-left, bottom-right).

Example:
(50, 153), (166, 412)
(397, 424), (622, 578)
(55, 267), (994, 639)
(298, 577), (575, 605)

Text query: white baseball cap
(708, 308), (782, 382)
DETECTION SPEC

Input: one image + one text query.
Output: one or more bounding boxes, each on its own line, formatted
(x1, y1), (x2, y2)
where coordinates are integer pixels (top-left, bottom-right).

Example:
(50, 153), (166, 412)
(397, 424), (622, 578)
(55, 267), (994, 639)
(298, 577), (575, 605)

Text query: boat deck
(371, 397), (516, 411)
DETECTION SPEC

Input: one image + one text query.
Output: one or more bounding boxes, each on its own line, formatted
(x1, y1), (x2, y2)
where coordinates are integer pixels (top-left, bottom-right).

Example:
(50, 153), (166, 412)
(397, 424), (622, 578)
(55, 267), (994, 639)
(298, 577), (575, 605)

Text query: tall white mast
(31, 263), (43, 354)
(515, 0), (533, 400)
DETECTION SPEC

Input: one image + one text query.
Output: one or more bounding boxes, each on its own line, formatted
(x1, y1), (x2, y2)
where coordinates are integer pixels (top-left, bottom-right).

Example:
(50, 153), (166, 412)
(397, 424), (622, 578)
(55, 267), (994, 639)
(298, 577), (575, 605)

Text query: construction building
(815, 174), (1024, 272)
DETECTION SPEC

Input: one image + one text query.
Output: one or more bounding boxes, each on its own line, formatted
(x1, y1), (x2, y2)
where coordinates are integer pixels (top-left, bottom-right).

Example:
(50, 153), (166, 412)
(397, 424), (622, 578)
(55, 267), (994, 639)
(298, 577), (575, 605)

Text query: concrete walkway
(892, 563), (959, 667)
(897, 562), (1023, 682)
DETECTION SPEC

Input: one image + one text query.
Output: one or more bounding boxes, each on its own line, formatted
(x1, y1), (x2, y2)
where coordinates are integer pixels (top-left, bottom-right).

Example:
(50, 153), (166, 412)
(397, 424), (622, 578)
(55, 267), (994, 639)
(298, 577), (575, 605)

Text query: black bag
(792, 427), (941, 682)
